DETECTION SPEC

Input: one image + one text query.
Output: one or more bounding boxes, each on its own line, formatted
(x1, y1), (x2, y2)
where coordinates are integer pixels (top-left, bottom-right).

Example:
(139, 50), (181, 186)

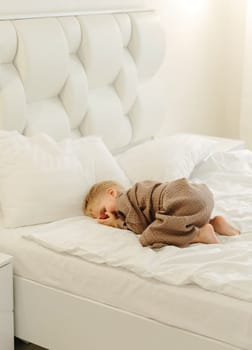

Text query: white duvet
(24, 149), (252, 302)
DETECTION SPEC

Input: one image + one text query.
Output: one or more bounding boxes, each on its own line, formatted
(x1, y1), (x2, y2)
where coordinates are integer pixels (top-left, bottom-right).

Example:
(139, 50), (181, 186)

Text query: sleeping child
(83, 178), (240, 248)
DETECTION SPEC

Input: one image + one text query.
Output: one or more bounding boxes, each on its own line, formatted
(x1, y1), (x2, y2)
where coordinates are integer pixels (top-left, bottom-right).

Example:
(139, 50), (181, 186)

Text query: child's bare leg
(190, 224), (220, 244)
(209, 216), (240, 236)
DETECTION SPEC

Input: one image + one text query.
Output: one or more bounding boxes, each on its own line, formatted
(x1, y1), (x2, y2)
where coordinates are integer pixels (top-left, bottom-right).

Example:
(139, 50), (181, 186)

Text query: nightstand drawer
(0, 311), (14, 350)
(0, 263), (13, 312)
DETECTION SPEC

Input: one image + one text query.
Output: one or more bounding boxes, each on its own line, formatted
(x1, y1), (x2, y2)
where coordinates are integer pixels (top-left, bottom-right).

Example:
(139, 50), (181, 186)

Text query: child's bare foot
(210, 216), (240, 236)
(191, 224), (220, 244)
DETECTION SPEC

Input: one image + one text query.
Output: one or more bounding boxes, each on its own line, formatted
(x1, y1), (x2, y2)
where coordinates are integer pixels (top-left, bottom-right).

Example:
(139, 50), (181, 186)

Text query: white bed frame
(0, 2), (246, 350)
(14, 276), (241, 350)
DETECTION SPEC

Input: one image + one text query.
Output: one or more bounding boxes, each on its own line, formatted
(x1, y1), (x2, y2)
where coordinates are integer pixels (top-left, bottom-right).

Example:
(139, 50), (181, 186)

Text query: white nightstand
(0, 253), (14, 350)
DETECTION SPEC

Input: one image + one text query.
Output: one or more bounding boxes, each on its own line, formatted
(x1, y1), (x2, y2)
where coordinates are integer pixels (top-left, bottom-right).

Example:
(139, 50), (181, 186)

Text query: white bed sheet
(22, 216), (252, 302)
(0, 216), (251, 350)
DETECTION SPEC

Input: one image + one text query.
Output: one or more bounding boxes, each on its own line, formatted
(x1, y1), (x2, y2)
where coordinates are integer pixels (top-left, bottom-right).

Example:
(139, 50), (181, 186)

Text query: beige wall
(156, 0), (247, 138)
(223, 0), (247, 138)
(240, 0), (252, 148)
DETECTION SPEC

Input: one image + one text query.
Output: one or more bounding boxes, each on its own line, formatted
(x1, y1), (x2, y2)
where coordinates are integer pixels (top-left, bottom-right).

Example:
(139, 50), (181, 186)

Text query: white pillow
(116, 134), (217, 184)
(0, 131), (93, 228)
(72, 136), (131, 188)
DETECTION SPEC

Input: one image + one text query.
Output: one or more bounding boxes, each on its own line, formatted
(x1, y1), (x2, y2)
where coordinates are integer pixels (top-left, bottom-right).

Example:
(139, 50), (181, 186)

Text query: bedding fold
(23, 215), (252, 302)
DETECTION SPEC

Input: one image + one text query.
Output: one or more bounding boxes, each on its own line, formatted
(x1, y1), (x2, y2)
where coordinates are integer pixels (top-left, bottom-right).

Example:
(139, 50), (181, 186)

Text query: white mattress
(0, 216), (251, 350)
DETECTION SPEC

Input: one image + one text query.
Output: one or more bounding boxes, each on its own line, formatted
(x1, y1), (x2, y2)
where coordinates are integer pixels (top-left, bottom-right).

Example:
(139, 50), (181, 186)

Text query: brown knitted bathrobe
(115, 178), (214, 248)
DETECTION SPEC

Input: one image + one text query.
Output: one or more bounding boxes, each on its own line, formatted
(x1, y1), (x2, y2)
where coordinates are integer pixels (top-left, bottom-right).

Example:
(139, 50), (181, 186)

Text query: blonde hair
(83, 180), (124, 217)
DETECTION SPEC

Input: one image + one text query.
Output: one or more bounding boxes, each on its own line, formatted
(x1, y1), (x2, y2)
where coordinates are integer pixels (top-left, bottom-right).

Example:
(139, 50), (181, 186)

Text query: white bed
(0, 2), (252, 350)
(0, 213), (251, 350)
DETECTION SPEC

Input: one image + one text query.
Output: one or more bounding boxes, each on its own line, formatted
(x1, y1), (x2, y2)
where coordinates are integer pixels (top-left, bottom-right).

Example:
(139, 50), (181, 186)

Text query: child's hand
(97, 212), (117, 228)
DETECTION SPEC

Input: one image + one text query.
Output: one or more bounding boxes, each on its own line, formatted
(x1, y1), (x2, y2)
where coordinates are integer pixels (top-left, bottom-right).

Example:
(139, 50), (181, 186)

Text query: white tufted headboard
(0, 10), (165, 152)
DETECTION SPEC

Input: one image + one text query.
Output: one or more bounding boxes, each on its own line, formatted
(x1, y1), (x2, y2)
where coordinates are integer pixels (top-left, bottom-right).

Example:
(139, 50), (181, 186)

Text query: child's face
(92, 189), (117, 219)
